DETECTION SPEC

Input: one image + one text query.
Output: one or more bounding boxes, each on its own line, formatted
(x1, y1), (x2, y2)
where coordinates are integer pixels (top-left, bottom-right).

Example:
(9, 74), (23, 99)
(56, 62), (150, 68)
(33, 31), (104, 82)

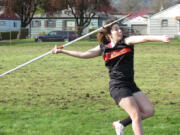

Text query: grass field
(0, 39), (180, 135)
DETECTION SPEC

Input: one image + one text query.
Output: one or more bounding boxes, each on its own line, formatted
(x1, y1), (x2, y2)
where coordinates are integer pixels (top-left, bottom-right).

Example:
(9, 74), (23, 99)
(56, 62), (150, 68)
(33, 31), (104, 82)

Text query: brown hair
(97, 19), (118, 44)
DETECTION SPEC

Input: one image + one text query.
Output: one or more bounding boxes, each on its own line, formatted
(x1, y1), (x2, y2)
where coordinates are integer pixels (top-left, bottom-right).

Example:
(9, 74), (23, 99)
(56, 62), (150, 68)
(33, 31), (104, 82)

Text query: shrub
(0, 29), (29, 40)
(88, 28), (97, 41)
(39, 32), (46, 36)
(0, 31), (18, 40)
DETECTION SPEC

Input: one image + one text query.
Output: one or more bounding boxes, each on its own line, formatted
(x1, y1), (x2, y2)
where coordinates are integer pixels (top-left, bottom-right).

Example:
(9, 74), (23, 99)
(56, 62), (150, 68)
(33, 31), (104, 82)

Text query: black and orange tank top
(100, 37), (135, 80)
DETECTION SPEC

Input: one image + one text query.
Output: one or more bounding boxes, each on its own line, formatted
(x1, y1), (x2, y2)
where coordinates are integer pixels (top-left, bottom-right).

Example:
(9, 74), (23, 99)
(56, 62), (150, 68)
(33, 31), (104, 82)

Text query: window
(46, 20), (56, 28)
(66, 21), (75, 30)
(0, 21), (6, 26)
(48, 31), (57, 36)
(91, 21), (97, 27)
(47, 20), (53, 27)
(161, 19), (168, 27)
(32, 20), (41, 27)
(14, 22), (17, 27)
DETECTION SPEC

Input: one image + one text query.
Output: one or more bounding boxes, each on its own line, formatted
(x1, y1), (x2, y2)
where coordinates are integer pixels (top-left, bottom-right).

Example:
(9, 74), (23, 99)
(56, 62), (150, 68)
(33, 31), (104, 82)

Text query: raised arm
(125, 35), (170, 45)
(52, 45), (101, 59)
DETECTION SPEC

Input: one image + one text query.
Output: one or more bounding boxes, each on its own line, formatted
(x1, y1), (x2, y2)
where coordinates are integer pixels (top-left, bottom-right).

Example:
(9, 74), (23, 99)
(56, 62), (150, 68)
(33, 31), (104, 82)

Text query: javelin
(0, 13), (131, 77)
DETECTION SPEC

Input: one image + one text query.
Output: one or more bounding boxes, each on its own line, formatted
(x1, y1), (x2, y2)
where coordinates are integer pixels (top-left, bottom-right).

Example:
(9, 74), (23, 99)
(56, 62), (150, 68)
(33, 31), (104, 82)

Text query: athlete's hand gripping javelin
(52, 45), (62, 54)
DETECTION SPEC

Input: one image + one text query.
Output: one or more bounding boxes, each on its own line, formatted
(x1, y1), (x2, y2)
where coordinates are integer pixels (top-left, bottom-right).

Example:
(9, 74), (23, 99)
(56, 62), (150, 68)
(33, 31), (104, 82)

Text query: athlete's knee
(144, 107), (155, 118)
(148, 107), (155, 117)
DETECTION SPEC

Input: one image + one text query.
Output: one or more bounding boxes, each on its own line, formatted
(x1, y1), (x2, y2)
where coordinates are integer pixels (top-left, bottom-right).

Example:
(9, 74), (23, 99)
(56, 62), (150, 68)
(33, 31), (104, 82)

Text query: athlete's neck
(111, 41), (116, 48)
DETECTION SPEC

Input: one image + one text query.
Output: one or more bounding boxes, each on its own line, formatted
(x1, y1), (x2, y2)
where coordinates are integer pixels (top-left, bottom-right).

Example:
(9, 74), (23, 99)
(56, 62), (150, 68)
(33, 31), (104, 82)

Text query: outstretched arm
(125, 35), (170, 45)
(52, 45), (101, 59)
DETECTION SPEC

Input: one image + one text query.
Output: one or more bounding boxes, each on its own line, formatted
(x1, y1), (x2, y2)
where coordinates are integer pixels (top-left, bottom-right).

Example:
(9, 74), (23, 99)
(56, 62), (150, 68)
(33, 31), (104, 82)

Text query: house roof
(129, 9), (149, 19)
(0, 15), (20, 20)
(124, 16), (148, 25)
(33, 11), (114, 19)
(150, 4), (180, 19)
(0, 10), (20, 20)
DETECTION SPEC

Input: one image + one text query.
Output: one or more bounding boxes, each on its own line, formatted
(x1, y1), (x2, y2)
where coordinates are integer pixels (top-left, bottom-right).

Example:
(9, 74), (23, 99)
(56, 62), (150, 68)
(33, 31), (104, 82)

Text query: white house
(124, 16), (148, 35)
(30, 10), (123, 38)
(30, 12), (108, 38)
(0, 7), (21, 32)
(148, 3), (180, 37)
(122, 9), (149, 35)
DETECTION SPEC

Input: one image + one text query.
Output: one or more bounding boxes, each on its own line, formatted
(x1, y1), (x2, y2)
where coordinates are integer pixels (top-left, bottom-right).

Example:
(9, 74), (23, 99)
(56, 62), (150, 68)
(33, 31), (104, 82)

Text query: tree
(117, 0), (147, 14)
(149, 0), (177, 13)
(2, 0), (41, 39)
(42, 0), (114, 36)
(40, 0), (66, 13)
(115, 0), (178, 16)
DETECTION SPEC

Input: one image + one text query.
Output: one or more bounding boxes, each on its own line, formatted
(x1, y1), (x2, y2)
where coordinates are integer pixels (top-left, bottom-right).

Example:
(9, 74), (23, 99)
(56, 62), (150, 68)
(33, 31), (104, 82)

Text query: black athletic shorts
(109, 80), (141, 104)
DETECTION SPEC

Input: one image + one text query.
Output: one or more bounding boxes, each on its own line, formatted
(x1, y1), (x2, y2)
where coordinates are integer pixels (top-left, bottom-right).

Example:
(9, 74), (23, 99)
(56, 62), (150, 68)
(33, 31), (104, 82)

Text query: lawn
(0, 39), (180, 135)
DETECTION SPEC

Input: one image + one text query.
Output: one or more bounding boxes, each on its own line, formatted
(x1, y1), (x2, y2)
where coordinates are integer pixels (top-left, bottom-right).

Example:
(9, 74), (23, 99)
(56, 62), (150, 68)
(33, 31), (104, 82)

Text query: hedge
(0, 29), (29, 40)
(0, 31), (18, 40)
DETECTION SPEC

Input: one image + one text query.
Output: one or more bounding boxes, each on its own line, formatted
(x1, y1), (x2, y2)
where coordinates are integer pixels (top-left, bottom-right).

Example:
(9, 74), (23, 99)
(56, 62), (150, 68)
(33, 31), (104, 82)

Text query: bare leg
(133, 92), (155, 120)
(119, 92), (154, 127)
(119, 97), (144, 135)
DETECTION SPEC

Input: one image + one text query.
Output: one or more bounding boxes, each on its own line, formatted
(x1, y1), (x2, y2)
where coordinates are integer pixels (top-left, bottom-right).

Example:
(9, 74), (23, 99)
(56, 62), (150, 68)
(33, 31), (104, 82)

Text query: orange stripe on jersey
(103, 48), (132, 61)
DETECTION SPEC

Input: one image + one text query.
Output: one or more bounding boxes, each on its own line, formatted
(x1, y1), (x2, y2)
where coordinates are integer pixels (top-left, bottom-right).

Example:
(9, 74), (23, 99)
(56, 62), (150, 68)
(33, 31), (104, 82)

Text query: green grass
(0, 39), (180, 135)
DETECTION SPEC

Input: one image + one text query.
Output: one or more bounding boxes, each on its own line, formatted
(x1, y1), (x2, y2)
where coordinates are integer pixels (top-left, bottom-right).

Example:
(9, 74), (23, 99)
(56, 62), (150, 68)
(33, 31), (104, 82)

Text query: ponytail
(97, 29), (110, 45)
(97, 19), (118, 45)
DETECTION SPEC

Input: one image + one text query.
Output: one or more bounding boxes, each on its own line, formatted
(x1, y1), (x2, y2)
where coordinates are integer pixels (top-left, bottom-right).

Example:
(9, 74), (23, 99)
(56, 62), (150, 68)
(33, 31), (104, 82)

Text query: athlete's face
(109, 24), (123, 43)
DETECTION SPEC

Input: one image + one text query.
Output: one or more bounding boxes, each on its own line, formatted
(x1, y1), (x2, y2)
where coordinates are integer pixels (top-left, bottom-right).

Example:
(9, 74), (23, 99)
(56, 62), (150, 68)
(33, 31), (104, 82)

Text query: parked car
(35, 30), (78, 42)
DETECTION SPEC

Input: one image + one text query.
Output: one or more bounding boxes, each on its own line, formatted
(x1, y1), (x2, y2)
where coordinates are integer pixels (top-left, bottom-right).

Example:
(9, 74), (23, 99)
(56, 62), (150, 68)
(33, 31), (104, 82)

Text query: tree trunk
(17, 26), (28, 39)
(17, 27), (23, 39)
(77, 26), (84, 36)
